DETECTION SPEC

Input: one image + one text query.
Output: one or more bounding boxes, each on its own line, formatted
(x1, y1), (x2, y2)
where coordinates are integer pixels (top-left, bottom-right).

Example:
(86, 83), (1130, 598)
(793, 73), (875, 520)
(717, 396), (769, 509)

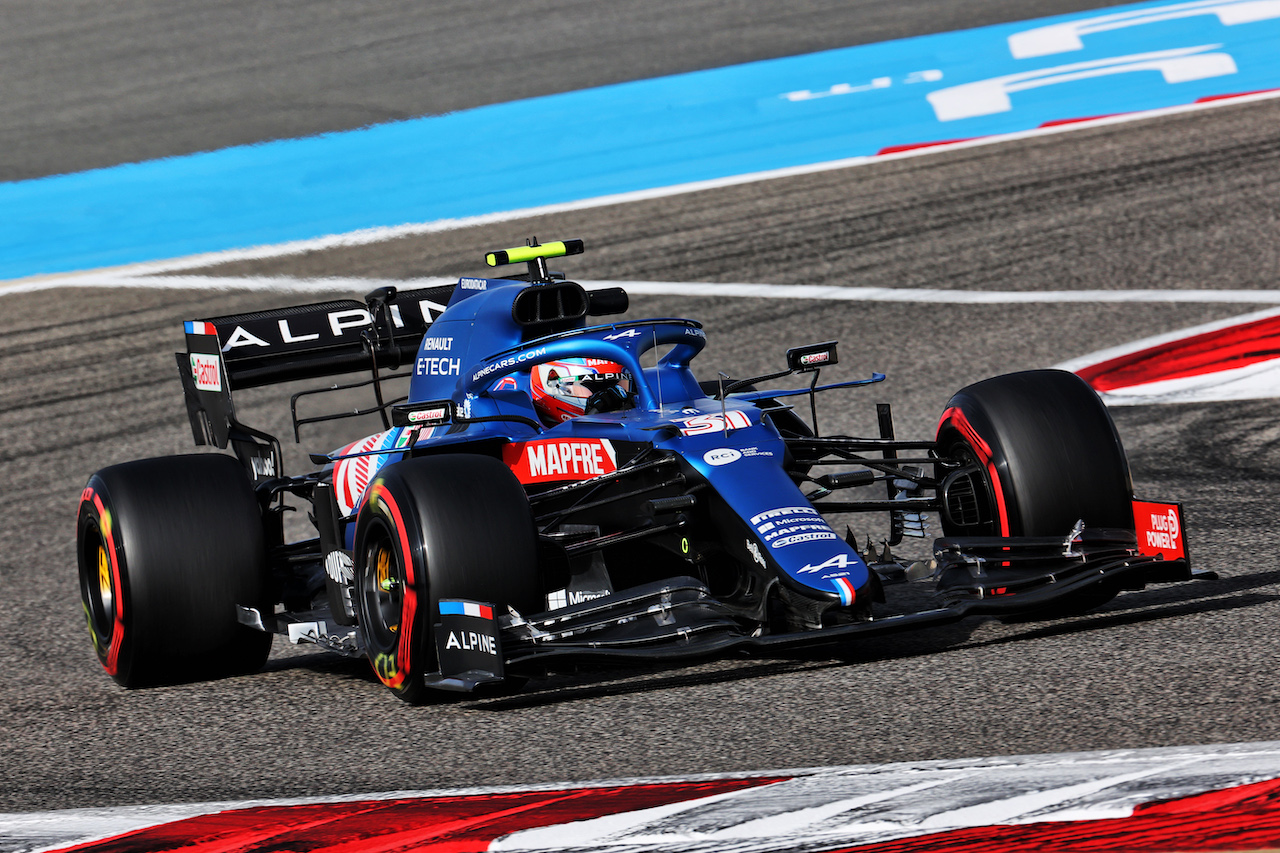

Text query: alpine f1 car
(77, 239), (1199, 701)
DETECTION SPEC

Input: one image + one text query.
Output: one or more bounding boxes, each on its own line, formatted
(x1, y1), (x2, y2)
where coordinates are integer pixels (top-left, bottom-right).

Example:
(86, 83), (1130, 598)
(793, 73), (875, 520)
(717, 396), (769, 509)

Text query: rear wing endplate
(176, 284), (454, 476)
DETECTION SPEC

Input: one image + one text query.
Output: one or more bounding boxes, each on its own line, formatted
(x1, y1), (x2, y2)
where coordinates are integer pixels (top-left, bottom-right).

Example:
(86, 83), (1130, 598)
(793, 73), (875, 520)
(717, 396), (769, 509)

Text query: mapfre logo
(190, 353), (222, 391)
(503, 439), (618, 484)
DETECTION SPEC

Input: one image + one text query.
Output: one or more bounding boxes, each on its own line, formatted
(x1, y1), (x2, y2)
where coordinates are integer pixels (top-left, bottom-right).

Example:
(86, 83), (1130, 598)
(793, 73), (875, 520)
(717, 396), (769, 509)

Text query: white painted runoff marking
(3, 87), (1280, 294)
(491, 742), (1280, 852)
(1009, 0), (1280, 59)
(712, 777), (958, 840)
(782, 70), (943, 103)
(1055, 305), (1280, 372)
(0, 804), (220, 853)
(6, 742), (1280, 853)
(1055, 305), (1280, 405)
(927, 45), (1237, 121)
(6, 270), (1280, 305)
(914, 759), (1196, 829)
(1089, 358), (1280, 405)
(489, 785), (766, 850)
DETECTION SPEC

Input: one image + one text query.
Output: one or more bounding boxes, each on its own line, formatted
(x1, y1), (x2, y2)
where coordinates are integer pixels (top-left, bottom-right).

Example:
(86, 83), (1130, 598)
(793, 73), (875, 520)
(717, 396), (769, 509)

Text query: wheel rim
(360, 524), (404, 649)
(940, 439), (1000, 537)
(96, 543), (115, 621)
(80, 524), (115, 641)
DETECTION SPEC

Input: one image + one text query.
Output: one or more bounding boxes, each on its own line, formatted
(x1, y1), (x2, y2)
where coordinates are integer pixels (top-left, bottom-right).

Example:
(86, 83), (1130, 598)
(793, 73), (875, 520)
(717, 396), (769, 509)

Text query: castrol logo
(190, 353), (221, 391)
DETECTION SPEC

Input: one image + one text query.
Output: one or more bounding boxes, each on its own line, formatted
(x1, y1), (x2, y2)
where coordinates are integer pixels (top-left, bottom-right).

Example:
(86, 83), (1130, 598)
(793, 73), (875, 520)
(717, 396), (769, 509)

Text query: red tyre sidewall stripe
(88, 490), (126, 676)
(368, 482), (417, 688)
(937, 406), (1011, 537)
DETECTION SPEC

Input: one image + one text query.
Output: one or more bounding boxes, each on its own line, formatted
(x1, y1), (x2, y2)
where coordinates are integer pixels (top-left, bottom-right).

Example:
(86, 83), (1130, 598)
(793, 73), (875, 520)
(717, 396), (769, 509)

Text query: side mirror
(786, 341), (838, 373)
(391, 400), (453, 428)
(587, 287), (629, 317)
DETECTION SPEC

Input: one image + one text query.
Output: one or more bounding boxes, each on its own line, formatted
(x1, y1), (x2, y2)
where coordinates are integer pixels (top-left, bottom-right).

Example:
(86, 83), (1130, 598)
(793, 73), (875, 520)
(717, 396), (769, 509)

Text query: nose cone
(794, 548), (871, 608)
(829, 574), (860, 607)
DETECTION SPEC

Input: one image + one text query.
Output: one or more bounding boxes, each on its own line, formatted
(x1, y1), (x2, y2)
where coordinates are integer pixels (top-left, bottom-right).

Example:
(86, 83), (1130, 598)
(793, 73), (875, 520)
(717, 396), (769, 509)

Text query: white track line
(4, 272), (1280, 304)
(3, 88), (1280, 293)
(0, 273), (453, 297)
(593, 281), (1280, 303)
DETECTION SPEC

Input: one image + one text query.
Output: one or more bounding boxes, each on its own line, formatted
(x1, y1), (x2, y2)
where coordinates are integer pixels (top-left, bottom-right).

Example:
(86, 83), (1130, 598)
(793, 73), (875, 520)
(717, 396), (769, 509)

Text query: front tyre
(936, 369), (1133, 538)
(76, 454), (272, 688)
(353, 454), (540, 703)
(935, 370), (1134, 614)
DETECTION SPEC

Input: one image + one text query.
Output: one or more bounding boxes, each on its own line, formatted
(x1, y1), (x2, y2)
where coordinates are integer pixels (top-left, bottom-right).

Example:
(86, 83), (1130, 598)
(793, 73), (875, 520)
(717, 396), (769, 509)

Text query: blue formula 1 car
(76, 239), (1199, 701)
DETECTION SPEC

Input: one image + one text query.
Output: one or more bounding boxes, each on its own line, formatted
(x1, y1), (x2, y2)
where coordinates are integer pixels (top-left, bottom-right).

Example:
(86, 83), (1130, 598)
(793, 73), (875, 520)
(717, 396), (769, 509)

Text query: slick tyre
(353, 454), (540, 703)
(936, 369), (1134, 614)
(76, 454), (273, 688)
(937, 370), (1132, 537)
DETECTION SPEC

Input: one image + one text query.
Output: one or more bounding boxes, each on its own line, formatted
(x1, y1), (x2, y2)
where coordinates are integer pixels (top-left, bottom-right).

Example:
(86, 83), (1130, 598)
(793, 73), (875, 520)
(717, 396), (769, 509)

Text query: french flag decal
(440, 600), (494, 620)
(830, 577), (856, 606)
(184, 320), (217, 336)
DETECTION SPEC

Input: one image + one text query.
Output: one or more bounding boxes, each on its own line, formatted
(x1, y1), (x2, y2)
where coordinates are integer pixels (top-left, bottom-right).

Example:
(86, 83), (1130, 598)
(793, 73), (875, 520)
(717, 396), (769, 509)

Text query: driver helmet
(531, 358), (632, 425)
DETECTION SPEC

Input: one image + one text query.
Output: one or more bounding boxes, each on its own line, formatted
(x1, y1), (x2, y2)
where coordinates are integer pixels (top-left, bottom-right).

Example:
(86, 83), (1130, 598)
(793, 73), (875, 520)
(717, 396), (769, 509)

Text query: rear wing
(176, 284), (455, 469)
(186, 284), (455, 389)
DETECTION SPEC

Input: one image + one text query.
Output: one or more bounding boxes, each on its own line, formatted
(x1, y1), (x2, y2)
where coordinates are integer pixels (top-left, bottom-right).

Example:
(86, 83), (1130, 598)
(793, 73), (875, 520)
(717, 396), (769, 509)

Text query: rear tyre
(935, 370), (1134, 614)
(76, 454), (272, 688)
(353, 454), (541, 703)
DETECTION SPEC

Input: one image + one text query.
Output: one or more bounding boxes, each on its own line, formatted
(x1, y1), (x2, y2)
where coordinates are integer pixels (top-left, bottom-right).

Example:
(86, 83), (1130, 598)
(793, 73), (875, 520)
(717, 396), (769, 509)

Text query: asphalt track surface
(4, 0), (1280, 816)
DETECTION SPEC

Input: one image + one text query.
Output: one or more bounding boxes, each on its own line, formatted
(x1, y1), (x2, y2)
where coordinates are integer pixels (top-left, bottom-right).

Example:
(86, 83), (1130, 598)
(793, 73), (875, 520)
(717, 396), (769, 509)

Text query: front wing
(424, 537), (1202, 691)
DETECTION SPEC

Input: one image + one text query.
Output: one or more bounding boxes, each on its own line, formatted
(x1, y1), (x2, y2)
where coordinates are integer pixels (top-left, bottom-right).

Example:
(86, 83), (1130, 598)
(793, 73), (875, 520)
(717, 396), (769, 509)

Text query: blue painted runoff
(3, 0), (1280, 279)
